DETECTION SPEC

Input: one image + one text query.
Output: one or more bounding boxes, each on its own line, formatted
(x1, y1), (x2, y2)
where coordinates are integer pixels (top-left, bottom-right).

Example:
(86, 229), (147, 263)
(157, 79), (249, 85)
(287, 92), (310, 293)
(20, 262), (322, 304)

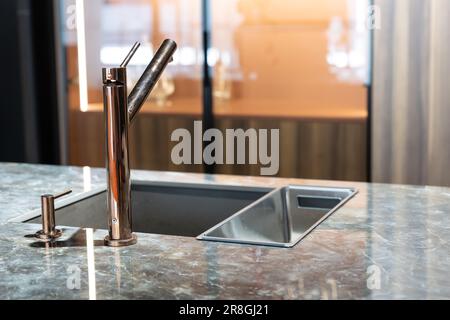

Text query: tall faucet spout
(102, 39), (176, 247)
(128, 39), (177, 123)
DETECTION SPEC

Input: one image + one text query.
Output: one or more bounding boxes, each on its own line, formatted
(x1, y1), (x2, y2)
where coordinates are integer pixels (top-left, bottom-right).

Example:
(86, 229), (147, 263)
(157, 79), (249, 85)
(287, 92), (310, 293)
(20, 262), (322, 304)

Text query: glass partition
(57, 0), (370, 180)
(210, 0), (369, 120)
(59, 0), (203, 166)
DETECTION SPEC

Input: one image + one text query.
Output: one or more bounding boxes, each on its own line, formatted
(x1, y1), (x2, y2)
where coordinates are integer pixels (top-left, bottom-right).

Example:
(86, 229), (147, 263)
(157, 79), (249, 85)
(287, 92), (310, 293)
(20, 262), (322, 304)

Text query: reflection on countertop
(0, 162), (449, 299)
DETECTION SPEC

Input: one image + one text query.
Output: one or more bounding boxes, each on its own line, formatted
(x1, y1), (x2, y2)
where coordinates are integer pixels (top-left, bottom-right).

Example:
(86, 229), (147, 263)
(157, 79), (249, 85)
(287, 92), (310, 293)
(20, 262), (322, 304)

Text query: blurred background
(0, 0), (449, 187)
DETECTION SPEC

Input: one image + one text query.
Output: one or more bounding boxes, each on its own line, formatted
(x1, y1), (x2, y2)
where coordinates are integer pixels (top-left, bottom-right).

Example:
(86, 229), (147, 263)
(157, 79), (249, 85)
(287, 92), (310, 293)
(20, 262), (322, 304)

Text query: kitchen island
(0, 162), (449, 299)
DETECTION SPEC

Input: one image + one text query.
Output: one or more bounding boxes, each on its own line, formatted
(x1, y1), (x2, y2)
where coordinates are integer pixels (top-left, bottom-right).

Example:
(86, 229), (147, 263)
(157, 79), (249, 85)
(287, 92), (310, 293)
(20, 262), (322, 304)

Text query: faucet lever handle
(120, 42), (140, 67)
(53, 189), (72, 199)
(35, 189), (72, 241)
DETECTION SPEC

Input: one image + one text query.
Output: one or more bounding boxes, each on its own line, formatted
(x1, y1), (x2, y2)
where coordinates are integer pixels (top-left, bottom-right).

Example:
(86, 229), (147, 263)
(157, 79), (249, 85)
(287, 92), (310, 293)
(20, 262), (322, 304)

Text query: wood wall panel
(69, 111), (367, 181)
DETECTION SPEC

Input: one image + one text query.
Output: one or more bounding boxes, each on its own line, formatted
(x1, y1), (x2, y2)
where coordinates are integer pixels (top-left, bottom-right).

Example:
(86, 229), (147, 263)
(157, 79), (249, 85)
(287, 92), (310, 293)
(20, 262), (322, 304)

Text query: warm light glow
(100, 45), (153, 66)
(178, 46), (196, 66)
(83, 166), (91, 191)
(85, 228), (97, 300)
(76, 0), (88, 112)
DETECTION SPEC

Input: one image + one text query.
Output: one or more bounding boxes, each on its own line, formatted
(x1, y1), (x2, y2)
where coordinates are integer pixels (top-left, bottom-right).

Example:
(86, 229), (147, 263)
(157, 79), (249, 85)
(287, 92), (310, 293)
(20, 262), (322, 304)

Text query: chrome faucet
(102, 39), (177, 247)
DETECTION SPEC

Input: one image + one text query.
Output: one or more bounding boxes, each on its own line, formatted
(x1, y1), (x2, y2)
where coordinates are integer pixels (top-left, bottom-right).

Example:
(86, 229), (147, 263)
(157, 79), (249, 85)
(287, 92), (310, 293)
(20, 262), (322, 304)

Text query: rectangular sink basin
(198, 185), (357, 247)
(25, 181), (271, 237)
(23, 180), (356, 248)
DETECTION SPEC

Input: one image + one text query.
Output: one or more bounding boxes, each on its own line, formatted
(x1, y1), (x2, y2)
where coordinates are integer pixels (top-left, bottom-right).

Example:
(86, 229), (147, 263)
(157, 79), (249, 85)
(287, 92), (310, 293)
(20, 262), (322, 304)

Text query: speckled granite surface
(0, 162), (449, 299)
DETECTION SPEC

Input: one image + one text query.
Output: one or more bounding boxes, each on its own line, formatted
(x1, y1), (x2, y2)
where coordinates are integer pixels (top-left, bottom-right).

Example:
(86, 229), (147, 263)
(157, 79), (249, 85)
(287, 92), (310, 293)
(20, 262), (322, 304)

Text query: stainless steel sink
(25, 181), (271, 237)
(198, 185), (357, 247)
(22, 180), (356, 247)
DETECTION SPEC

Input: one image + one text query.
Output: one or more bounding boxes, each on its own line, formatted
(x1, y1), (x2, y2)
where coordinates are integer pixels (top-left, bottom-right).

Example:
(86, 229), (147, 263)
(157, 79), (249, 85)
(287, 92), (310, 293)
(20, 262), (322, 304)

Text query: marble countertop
(0, 162), (449, 299)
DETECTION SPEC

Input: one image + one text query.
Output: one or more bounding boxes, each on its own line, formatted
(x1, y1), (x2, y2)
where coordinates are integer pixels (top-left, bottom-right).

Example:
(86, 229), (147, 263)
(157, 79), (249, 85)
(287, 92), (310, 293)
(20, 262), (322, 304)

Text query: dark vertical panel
(17, 0), (40, 162)
(30, 0), (61, 164)
(0, 0), (27, 162)
(0, 0), (61, 164)
(53, 0), (69, 165)
(201, 0), (214, 173)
